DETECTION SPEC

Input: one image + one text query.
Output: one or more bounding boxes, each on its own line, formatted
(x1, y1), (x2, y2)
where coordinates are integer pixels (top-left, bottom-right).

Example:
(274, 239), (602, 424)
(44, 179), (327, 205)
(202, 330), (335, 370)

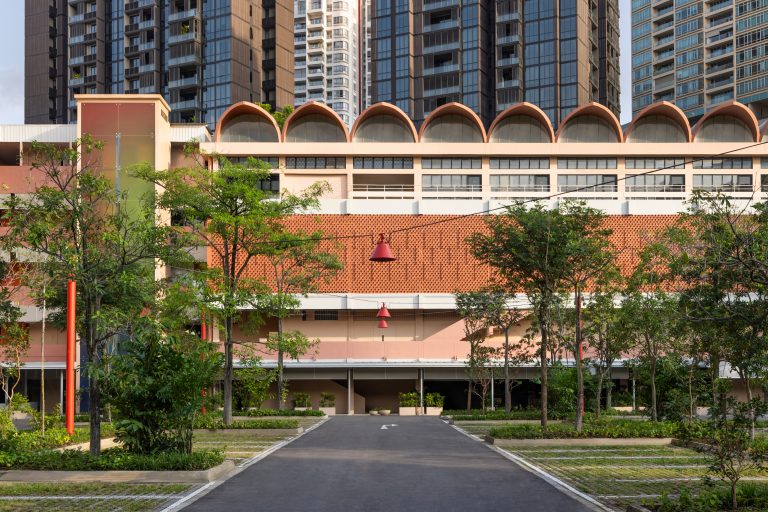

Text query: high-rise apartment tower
(631, 0), (768, 121)
(293, 0), (360, 126)
(370, 0), (620, 128)
(24, 0), (294, 129)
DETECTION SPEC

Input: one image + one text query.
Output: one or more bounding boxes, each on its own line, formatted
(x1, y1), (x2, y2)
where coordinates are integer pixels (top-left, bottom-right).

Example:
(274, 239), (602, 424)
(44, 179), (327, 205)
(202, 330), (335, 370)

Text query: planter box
(425, 407), (443, 416)
(369, 410), (379, 415)
(398, 407), (420, 416)
(379, 409), (391, 416)
(193, 427), (304, 436)
(294, 407), (309, 411)
(319, 407), (336, 416)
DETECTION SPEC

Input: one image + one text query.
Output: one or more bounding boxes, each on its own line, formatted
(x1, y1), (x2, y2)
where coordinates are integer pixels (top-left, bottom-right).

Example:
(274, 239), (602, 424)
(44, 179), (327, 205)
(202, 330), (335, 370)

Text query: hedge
(488, 419), (679, 439)
(194, 417), (299, 430)
(0, 448), (224, 471)
(241, 409), (324, 417)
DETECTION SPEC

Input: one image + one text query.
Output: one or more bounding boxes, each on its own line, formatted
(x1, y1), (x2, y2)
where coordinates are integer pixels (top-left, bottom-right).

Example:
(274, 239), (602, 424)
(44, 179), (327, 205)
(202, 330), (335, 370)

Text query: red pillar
(66, 278), (76, 435)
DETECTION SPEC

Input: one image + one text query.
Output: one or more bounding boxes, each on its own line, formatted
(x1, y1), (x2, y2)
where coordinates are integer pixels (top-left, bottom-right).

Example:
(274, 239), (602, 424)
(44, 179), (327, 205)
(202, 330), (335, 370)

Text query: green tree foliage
(4, 136), (172, 455)
(134, 152), (329, 423)
(468, 201), (614, 431)
(455, 291), (493, 411)
(0, 261), (28, 422)
(258, 104), (294, 129)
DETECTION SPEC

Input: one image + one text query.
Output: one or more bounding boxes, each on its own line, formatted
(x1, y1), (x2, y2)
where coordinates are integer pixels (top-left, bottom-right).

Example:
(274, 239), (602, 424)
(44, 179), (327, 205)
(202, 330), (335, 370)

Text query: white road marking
(380, 424), (399, 430)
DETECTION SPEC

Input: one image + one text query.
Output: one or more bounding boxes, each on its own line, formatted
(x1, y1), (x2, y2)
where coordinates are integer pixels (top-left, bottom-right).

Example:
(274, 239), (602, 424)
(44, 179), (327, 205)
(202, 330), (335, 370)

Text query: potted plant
(398, 391), (420, 416)
(424, 393), (444, 416)
(379, 407), (391, 416)
(293, 392), (311, 411)
(369, 407), (379, 416)
(319, 392), (336, 416)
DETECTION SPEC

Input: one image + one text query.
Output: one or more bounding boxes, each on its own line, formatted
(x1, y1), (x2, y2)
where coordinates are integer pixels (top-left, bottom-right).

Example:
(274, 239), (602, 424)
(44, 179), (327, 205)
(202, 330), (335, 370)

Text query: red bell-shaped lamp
(369, 233), (396, 262)
(378, 319), (389, 329)
(377, 303), (391, 318)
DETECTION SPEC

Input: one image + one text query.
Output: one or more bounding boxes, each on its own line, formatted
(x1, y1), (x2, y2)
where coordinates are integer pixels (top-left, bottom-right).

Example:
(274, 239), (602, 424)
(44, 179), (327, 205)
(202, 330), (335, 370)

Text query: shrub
(0, 448), (224, 471)
(319, 392), (335, 408)
(399, 392), (419, 407)
(656, 484), (768, 512)
(425, 393), (444, 408)
(242, 408), (324, 417)
(488, 419), (679, 439)
(100, 319), (223, 455)
(292, 392), (311, 408)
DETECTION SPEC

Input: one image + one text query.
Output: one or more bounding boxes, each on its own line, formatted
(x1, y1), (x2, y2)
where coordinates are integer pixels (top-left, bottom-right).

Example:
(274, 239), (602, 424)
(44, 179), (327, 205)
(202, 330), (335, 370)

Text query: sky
(0, 0), (634, 125)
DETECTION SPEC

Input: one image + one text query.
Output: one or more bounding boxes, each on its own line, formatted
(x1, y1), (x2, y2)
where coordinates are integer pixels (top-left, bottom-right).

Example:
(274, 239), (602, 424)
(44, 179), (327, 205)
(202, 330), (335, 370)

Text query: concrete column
(59, 371), (64, 414)
(419, 368), (424, 413)
(347, 368), (354, 415)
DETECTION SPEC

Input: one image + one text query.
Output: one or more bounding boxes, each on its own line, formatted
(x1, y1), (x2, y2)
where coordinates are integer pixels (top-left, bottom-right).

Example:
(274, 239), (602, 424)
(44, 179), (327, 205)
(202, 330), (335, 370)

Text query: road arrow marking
(380, 424), (399, 430)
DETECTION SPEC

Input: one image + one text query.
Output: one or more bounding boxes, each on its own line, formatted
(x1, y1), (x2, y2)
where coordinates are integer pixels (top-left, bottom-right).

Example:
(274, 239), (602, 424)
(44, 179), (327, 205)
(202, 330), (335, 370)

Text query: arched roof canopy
(624, 101), (691, 143)
(282, 101), (349, 143)
(419, 103), (487, 143)
(692, 102), (760, 143)
(556, 103), (623, 143)
(350, 102), (418, 143)
(761, 119), (768, 142)
(215, 102), (282, 143)
(488, 103), (555, 143)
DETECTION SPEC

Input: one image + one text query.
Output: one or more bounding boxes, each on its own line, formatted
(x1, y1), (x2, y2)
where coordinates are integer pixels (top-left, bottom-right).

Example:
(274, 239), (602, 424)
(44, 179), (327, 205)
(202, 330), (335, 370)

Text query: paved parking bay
(182, 416), (596, 512)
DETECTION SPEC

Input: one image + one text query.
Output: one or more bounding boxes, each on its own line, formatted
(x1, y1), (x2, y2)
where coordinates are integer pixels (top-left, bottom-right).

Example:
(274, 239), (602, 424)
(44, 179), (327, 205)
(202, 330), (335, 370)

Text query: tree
(583, 289), (630, 417)
(468, 201), (613, 431)
(484, 288), (526, 413)
(663, 193), (768, 435)
(0, 261), (29, 424)
(455, 291), (493, 411)
(4, 137), (171, 455)
(259, 230), (342, 409)
(135, 153), (328, 423)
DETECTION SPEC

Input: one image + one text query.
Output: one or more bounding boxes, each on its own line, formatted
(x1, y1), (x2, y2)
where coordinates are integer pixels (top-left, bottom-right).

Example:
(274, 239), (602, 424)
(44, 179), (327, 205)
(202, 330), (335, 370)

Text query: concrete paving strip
(488, 437), (674, 447)
(555, 464), (708, 469)
(0, 495), (179, 500)
(55, 437), (121, 452)
(158, 416), (330, 512)
(449, 424), (616, 512)
(0, 460), (236, 484)
(528, 455), (707, 460)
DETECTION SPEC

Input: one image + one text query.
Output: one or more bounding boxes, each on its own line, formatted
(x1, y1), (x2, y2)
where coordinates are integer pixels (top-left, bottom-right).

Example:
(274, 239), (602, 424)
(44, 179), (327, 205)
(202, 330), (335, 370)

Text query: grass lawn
(0, 482), (197, 512)
(500, 444), (768, 510)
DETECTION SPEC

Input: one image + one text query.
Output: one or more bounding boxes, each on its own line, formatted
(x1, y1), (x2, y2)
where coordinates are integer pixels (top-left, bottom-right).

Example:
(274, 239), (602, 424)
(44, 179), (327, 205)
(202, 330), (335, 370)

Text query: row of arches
(214, 100), (766, 145)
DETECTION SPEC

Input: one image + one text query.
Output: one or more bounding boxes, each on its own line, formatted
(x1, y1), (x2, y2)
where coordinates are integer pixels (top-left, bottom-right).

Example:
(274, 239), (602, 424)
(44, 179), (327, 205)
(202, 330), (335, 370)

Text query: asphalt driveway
(182, 416), (596, 512)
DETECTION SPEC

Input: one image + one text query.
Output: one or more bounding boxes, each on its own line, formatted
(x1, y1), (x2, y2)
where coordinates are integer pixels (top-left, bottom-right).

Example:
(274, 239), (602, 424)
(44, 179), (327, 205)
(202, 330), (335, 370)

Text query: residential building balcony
(168, 9), (197, 22)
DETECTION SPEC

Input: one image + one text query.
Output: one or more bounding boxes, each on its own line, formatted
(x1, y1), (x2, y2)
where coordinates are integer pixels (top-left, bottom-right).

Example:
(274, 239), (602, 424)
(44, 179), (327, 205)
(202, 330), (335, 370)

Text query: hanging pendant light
(377, 303), (391, 319)
(378, 318), (389, 329)
(369, 233), (396, 262)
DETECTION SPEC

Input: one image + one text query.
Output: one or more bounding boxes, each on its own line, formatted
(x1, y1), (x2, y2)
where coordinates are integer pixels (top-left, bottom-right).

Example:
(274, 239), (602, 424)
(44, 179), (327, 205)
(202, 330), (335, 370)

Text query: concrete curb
(486, 437), (674, 447)
(193, 427), (304, 436)
(0, 460), (237, 484)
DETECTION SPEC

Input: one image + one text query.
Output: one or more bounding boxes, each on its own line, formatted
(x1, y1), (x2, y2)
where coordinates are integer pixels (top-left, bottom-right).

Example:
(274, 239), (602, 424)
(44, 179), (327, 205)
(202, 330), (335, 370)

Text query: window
(490, 175), (549, 192)
(693, 158), (753, 169)
(490, 158), (550, 169)
(421, 158), (481, 169)
(557, 158), (617, 169)
(625, 174), (684, 192)
(557, 175), (618, 192)
(422, 175), (482, 191)
(625, 158), (685, 169)
(285, 157), (346, 169)
(353, 157), (414, 169)
(693, 174), (753, 191)
(313, 310), (339, 320)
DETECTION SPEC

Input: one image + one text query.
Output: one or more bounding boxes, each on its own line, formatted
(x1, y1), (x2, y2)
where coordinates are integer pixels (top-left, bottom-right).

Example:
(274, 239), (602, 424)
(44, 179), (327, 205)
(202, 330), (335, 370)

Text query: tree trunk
(539, 304), (549, 432)
(504, 327), (511, 414)
(276, 317), (285, 410)
(688, 362), (695, 423)
(595, 370), (604, 419)
(89, 374), (101, 457)
(466, 379), (472, 412)
(731, 479), (738, 510)
(223, 315), (234, 425)
(745, 375), (756, 440)
(574, 291), (583, 433)
(650, 359), (658, 422)
(606, 367), (613, 409)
